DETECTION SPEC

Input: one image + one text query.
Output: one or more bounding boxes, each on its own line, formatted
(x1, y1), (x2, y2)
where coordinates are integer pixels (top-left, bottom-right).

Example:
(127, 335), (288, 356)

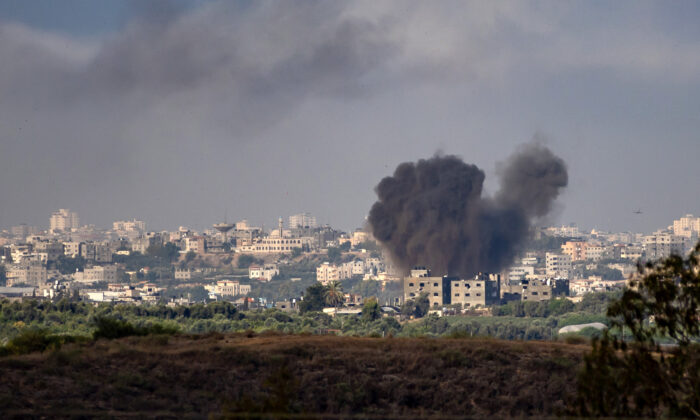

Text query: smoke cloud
(368, 143), (568, 277)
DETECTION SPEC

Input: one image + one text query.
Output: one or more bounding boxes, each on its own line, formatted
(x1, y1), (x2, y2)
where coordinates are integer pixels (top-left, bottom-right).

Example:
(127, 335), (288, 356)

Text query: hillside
(0, 333), (586, 418)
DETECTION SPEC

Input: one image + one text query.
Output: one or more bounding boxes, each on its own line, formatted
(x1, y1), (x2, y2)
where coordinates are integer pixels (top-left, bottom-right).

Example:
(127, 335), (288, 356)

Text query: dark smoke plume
(368, 143), (568, 277)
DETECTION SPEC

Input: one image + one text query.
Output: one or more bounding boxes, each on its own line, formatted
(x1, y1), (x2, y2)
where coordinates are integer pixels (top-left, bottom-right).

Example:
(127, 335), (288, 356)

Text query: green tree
(575, 242), (700, 418)
(54, 255), (87, 275)
(326, 247), (342, 263)
(401, 293), (430, 318)
(237, 254), (261, 269)
(146, 242), (180, 263)
(362, 297), (380, 321)
(324, 281), (344, 307)
(299, 283), (327, 314)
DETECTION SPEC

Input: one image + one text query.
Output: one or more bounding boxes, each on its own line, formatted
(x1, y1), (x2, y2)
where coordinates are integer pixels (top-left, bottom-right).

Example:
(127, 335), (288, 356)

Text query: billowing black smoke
(368, 143), (568, 277)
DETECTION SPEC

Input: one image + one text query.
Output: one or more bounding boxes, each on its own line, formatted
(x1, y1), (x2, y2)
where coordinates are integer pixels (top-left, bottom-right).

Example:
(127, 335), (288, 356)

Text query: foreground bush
(92, 316), (179, 340)
(0, 329), (85, 356)
(575, 242), (700, 417)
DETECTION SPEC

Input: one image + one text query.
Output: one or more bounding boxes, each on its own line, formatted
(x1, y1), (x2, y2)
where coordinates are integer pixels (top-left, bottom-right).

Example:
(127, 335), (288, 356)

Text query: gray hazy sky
(1, 1), (699, 233)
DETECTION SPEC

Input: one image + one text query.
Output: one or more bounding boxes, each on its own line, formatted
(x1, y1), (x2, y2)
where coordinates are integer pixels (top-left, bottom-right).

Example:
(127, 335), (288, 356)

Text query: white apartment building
(113, 219), (146, 233)
(63, 241), (81, 258)
(289, 213), (317, 229)
(210, 280), (251, 297)
(546, 252), (572, 278)
(249, 264), (279, 282)
(49, 209), (80, 232)
(643, 230), (686, 260)
(672, 214), (700, 238)
(73, 265), (118, 284)
(316, 262), (340, 285)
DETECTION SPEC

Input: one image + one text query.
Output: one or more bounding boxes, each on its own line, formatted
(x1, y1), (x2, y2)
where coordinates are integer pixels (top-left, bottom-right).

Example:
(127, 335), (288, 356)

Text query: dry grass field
(0, 332), (587, 418)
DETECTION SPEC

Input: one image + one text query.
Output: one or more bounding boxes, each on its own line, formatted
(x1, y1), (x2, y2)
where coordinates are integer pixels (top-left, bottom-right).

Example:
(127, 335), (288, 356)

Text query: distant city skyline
(1, 1), (700, 234)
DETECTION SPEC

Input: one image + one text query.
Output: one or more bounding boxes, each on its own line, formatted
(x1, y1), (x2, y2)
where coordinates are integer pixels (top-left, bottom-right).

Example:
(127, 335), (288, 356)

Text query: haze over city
(1, 1), (699, 233)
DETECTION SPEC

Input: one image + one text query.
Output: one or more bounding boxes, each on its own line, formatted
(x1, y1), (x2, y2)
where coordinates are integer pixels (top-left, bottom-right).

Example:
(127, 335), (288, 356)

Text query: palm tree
(324, 280), (344, 307)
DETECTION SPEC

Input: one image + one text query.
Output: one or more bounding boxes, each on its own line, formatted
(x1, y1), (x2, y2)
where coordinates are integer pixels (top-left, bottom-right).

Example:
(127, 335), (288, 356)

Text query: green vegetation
(145, 242), (180, 263)
(575, 242), (700, 417)
(92, 316), (179, 339)
(0, 334), (585, 418)
(237, 254), (263, 269)
(54, 255), (87, 275)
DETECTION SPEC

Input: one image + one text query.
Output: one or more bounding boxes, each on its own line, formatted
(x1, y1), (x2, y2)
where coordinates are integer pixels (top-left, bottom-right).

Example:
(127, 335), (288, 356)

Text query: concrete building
(672, 214), (700, 238)
(501, 278), (569, 302)
(316, 262), (340, 285)
(249, 264), (279, 282)
(289, 213), (317, 229)
(113, 219), (146, 234)
(10, 224), (40, 238)
(643, 230), (685, 260)
(403, 267), (450, 308)
(6, 262), (47, 287)
(561, 241), (587, 261)
(183, 236), (207, 255)
(73, 265), (118, 284)
(32, 241), (64, 262)
(49, 209), (79, 232)
(546, 253), (572, 278)
(450, 273), (500, 308)
(210, 280), (251, 297)
(238, 237), (310, 254)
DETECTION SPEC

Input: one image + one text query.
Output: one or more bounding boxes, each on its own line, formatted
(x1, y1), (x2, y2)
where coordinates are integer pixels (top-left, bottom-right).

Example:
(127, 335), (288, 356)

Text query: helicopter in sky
(633, 209), (643, 214)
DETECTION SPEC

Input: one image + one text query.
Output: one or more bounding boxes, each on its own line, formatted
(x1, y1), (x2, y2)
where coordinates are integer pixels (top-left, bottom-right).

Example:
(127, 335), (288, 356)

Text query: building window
(409, 293), (415, 297)
(476, 283), (481, 287)
(409, 283), (414, 287)
(433, 283), (438, 287)
(453, 283), (459, 287)
(433, 292), (439, 296)
(543, 292), (548, 295)
(476, 293), (481, 297)
(419, 283), (424, 287)
(454, 293), (460, 297)
(532, 291), (538, 295)
(465, 293), (470, 297)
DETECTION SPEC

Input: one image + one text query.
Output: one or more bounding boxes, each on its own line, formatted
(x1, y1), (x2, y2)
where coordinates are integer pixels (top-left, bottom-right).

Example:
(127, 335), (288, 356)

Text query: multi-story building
(561, 241), (587, 261)
(672, 214), (700, 238)
(49, 209), (79, 232)
(316, 262), (340, 285)
(238, 237), (311, 254)
(501, 278), (569, 302)
(249, 264), (279, 282)
(6, 262), (47, 287)
(33, 241), (64, 262)
(546, 253), (572, 278)
(403, 267), (450, 308)
(210, 280), (251, 297)
(63, 241), (81, 258)
(183, 236), (206, 255)
(112, 219), (146, 234)
(73, 265), (118, 284)
(289, 213), (317, 229)
(450, 273), (500, 308)
(643, 230), (685, 260)
(10, 224), (40, 238)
